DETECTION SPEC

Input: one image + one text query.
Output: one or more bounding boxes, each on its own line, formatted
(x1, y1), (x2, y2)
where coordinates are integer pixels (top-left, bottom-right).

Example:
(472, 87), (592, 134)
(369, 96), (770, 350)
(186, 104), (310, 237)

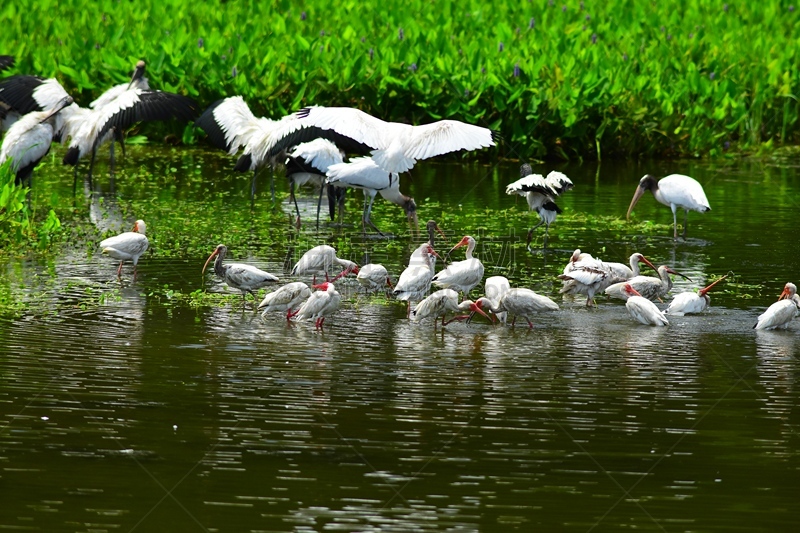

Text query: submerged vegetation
(1, 0), (799, 159)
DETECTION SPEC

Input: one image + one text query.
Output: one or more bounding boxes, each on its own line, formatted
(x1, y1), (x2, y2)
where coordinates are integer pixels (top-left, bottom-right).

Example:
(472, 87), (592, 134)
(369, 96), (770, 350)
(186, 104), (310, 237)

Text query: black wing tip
(234, 153), (252, 172)
(543, 200), (562, 214)
(62, 146), (81, 166)
(491, 129), (503, 143)
(295, 107), (312, 118)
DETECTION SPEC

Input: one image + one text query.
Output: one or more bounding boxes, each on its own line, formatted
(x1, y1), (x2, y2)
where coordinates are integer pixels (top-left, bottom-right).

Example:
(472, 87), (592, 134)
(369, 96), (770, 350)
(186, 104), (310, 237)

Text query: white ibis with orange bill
(432, 235), (485, 295)
(476, 288), (559, 328)
(754, 283), (800, 330)
(623, 284), (669, 326)
(293, 282), (342, 329)
(411, 289), (491, 328)
(560, 252), (658, 306)
(291, 245), (359, 283)
(394, 243), (441, 316)
(667, 275), (729, 316)
(606, 265), (691, 302)
(357, 264), (393, 292)
(258, 282), (312, 320)
(99, 219), (149, 279)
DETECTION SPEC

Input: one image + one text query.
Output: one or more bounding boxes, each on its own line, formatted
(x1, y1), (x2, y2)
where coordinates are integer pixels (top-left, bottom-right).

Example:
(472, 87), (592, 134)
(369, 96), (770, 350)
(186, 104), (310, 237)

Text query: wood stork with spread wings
(506, 164), (574, 250)
(284, 138), (346, 228)
(325, 155), (417, 235)
(99, 219), (149, 279)
(0, 94), (73, 184)
(202, 244), (279, 306)
(626, 174), (711, 239)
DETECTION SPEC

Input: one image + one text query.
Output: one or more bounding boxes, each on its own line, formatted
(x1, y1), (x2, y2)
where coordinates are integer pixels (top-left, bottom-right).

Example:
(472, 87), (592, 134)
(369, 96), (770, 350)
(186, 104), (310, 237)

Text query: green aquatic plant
(0, 161), (62, 252)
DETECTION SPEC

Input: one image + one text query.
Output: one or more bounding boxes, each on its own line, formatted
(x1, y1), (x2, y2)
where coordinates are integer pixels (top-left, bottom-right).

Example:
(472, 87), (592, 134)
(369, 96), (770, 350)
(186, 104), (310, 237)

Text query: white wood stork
(432, 235), (485, 295)
(293, 282), (342, 329)
(476, 288), (559, 328)
(622, 284), (669, 326)
(605, 265), (691, 302)
(411, 289), (491, 327)
(666, 274), (728, 316)
(506, 164), (574, 250)
(357, 263), (393, 292)
(202, 244), (279, 305)
(290, 245), (359, 283)
(257, 281), (312, 320)
(0, 94), (73, 184)
(243, 105), (496, 176)
(754, 283), (800, 330)
(394, 243), (441, 316)
(326, 156), (417, 235)
(99, 219), (149, 279)
(626, 174), (711, 239)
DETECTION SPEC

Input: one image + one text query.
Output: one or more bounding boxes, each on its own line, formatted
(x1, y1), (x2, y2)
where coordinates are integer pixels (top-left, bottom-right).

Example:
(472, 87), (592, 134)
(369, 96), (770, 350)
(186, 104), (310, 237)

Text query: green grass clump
(1, 1), (799, 159)
(0, 162), (62, 252)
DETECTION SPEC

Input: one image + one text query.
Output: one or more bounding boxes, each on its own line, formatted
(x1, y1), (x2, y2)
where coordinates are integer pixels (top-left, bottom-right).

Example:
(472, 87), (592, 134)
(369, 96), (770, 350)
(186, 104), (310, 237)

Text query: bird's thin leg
(511, 316), (517, 328)
(526, 219), (545, 251)
(526, 318), (534, 329)
(315, 182), (325, 231)
(109, 134), (115, 175)
(270, 166), (276, 204)
(363, 193), (384, 236)
(672, 207), (679, 239)
(406, 301), (411, 318)
(542, 224), (550, 250)
(117, 261), (123, 279)
(250, 169), (258, 200)
(88, 147), (97, 179)
(290, 179), (301, 223)
(683, 209), (689, 239)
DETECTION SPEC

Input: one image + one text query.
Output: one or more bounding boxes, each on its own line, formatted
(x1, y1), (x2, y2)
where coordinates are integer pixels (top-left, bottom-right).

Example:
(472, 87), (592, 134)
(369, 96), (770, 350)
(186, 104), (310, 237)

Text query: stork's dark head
(627, 174), (660, 220)
(520, 163), (533, 178)
(128, 60), (147, 89)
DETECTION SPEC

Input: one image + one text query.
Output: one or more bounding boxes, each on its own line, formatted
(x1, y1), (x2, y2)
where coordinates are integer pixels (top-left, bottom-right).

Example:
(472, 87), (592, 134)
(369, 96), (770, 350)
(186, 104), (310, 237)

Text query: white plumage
(357, 263), (393, 291)
(258, 282), (312, 319)
(506, 165), (574, 249)
(559, 252), (657, 306)
(483, 276), (511, 324)
(394, 243), (440, 315)
(99, 219), (150, 278)
(605, 265), (690, 302)
(627, 174), (711, 239)
(476, 288), (559, 328)
(202, 244), (279, 304)
(666, 275), (728, 316)
(290, 245), (359, 282)
(754, 283), (800, 330)
(411, 289), (490, 326)
(432, 235), (484, 295)
(622, 284), (669, 326)
(293, 282), (342, 328)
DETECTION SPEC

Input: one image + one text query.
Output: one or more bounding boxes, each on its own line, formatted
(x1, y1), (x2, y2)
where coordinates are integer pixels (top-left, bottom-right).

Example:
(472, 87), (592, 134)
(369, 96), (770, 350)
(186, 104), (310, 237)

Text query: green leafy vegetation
(1, 0), (799, 159)
(0, 161), (62, 252)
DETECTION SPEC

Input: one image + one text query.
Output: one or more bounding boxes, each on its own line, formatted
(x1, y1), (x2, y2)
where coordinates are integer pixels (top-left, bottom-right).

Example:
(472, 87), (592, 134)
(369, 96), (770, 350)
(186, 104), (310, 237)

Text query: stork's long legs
(526, 219), (545, 251)
(671, 206), (679, 239)
(315, 183), (325, 230)
(362, 191), (384, 236)
(682, 209), (689, 239)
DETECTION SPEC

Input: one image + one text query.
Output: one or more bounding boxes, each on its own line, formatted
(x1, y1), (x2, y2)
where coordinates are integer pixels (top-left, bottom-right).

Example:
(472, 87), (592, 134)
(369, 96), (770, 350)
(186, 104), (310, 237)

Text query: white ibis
(480, 276), (511, 324)
(411, 289), (491, 327)
(284, 138), (345, 227)
(559, 253), (658, 306)
(61, 61), (200, 176)
(357, 263), (393, 292)
(202, 244), (279, 305)
(290, 245), (359, 283)
(605, 265), (691, 302)
(409, 219), (446, 270)
(626, 174), (711, 239)
(293, 282), (342, 329)
(667, 275), (728, 316)
(257, 282), (312, 320)
(0, 55), (13, 72)
(325, 156), (417, 235)
(562, 248), (598, 275)
(506, 165), (574, 249)
(394, 243), (441, 316)
(754, 283), (800, 330)
(257, 105), (496, 177)
(476, 287), (559, 328)
(0, 95), (73, 184)
(622, 284), (669, 326)
(99, 219), (149, 278)
(432, 235), (485, 295)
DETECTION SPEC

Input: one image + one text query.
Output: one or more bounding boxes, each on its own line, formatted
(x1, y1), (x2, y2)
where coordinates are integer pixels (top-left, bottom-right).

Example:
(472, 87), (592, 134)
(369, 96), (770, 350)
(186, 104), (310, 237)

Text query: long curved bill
(779, 286), (792, 301)
(639, 255), (658, 272)
(201, 250), (218, 276)
(408, 211), (419, 237)
(698, 274), (728, 296)
(470, 302), (493, 323)
(626, 186), (646, 220)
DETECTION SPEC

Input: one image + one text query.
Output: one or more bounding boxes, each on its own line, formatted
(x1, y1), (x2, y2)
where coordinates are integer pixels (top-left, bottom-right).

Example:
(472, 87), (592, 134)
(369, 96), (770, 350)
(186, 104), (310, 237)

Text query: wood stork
(506, 165), (574, 250)
(325, 156), (417, 236)
(284, 138), (345, 227)
(666, 274), (728, 316)
(293, 282), (342, 329)
(754, 283), (800, 330)
(605, 265), (691, 302)
(60, 61), (200, 176)
(99, 219), (149, 279)
(394, 243), (441, 316)
(290, 245), (359, 283)
(475, 288), (559, 328)
(622, 284), (669, 326)
(202, 244), (279, 305)
(626, 174), (711, 239)
(257, 282), (312, 320)
(559, 253), (657, 306)
(411, 289), (491, 327)
(357, 263), (393, 292)
(244, 105), (496, 177)
(432, 235), (485, 295)
(0, 95), (73, 184)
(0, 55), (13, 72)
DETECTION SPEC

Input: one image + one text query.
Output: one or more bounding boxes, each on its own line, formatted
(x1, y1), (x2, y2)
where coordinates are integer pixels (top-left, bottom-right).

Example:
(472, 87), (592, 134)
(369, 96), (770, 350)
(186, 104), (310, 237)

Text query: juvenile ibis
(257, 282), (312, 320)
(622, 284), (669, 326)
(666, 274), (728, 316)
(202, 244), (279, 305)
(475, 287), (559, 328)
(0, 94), (73, 184)
(293, 282), (342, 329)
(605, 265), (691, 302)
(411, 289), (491, 327)
(432, 235), (485, 295)
(506, 165), (574, 249)
(394, 243), (441, 316)
(626, 174), (711, 239)
(754, 283), (800, 330)
(559, 253), (657, 306)
(291, 245), (359, 283)
(99, 219), (149, 279)
(357, 263), (393, 292)
(325, 156), (417, 235)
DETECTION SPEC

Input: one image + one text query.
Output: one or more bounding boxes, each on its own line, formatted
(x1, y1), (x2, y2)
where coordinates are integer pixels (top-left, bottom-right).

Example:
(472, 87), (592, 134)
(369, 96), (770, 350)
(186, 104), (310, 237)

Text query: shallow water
(1, 148), (799, 531)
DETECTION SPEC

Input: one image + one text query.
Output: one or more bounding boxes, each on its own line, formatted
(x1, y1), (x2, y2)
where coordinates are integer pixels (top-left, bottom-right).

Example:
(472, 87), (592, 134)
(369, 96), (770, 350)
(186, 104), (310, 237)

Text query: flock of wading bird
(1, 58), (798, 331)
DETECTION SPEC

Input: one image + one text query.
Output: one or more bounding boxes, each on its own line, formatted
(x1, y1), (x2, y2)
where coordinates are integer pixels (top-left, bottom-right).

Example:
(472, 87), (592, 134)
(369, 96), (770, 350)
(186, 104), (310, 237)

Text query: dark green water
(1, 148), (799, 531)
